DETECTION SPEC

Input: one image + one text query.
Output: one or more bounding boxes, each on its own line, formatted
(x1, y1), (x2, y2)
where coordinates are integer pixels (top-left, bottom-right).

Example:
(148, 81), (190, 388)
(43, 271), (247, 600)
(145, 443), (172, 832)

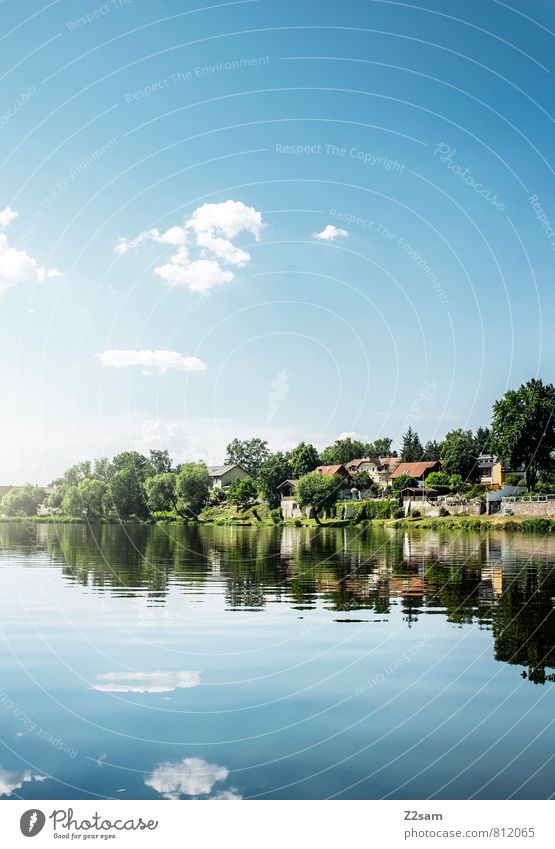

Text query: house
(345, 457), (381, 482)
(314, 465), (353, 499)
(377, 456), (402, 487)
(477, 454), (505, 489)
(207, 464), (249, 489)
(277, 479), (301, 519)
(477, 454), (527, 490)
(277, 465), (354, 518)
(391, 460), (442, 486)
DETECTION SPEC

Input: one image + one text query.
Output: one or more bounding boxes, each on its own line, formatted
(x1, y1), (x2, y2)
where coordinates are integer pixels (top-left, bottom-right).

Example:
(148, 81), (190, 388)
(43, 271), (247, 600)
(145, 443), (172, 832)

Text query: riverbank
(1, 513), (554, 533)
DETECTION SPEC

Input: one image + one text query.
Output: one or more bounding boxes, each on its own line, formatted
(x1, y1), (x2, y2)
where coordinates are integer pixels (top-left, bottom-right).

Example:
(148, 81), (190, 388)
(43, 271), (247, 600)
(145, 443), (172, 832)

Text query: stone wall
(502, 500), (555, 517)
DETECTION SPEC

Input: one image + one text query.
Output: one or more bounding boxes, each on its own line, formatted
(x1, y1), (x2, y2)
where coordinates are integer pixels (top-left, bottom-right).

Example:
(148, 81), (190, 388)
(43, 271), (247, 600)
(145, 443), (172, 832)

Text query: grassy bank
(390, 514), (555, 533)
(1, 513), (553, 533)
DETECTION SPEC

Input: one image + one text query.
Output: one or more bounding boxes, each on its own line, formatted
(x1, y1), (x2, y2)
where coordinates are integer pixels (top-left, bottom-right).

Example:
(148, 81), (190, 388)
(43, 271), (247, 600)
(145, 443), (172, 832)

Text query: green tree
(392, 474), (418, 492)
(369, 437), (395, 457)
(491, 379), (555, 490)
(61, 478), (107, 519)
(112, 451), (153, 480)
(449, 474), (465, 494)
(225, 438), (270, 478)
(93, 457), (115, 482)
(289, 442), (320, 477)
(422, 440), (441, 461)
(425, 471), (450, 491)
(176, 462), (211, 518)
(229, 477), (258, 506)
(319, 437), (371, 465)
(474, 426), (492, 455)
(144, 472), (177, 513)
(51, 461), (91, 489)
(352, 471), (371, 489)
(149, 449), (174, 474)
(107, 467), (150, 519)
(440, 429), (476, 479)
(257, 452), (291, 508)
(295, 472), (342, 524)
(401, 427), (423, 461)
(1, 485), (45, 517)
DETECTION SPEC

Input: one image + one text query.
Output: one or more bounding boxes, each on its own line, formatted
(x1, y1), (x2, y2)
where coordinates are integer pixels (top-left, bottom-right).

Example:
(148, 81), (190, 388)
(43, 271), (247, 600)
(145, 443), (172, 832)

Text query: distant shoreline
(1, 515), (553, 534)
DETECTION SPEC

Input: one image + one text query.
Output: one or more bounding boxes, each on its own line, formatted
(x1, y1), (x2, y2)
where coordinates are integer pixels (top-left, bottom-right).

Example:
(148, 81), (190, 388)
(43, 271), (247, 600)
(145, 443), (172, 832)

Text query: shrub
(294, 519), (302, 527)
(439, 506), (450, 517)
(410, 509), (421, 518)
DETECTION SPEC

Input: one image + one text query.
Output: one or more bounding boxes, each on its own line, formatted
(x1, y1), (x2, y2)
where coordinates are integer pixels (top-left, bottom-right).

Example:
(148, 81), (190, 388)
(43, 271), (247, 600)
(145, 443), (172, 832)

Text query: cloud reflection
(145, 757), (241, 799)
(92, 670), (201, 693)
(0, 766), (46, 797)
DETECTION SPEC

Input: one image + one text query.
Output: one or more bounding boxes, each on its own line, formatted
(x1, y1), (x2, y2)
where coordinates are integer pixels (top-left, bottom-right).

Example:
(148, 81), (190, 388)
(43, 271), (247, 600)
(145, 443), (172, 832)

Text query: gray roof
(207, 464), (244, 476)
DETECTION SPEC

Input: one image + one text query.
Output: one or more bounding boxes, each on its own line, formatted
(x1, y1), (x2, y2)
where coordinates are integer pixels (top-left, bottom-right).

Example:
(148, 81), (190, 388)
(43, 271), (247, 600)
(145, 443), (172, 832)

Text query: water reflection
(92, 671), (201, 693)
(4, 522), (551, 685)
(0, 766), (46, 797)
(0, 522), (554, 800)
(145, 757), (240, 799)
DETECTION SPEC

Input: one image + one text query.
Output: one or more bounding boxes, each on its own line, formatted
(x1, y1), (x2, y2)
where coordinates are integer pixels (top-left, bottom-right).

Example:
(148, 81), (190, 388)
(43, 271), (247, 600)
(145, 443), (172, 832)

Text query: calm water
(0, 522), (553, 800)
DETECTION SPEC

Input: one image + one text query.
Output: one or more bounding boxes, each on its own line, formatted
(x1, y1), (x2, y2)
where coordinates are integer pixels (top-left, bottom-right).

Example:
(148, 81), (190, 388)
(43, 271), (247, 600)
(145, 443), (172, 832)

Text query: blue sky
(0, 0), (553, 483)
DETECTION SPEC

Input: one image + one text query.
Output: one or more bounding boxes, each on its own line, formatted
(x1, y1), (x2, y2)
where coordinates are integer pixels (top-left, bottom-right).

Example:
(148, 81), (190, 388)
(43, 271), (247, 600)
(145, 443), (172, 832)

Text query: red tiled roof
(315, 464), (349, 476)
(391, 461), (441, 479)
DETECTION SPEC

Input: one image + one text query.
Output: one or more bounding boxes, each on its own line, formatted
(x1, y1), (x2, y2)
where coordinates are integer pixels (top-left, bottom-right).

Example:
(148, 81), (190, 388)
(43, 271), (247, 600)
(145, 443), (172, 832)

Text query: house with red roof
(391, 460), (442, 486)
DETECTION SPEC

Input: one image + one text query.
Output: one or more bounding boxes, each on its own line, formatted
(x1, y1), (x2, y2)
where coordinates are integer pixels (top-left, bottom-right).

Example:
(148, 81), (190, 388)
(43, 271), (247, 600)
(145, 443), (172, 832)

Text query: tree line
(1, 377), (554, 519)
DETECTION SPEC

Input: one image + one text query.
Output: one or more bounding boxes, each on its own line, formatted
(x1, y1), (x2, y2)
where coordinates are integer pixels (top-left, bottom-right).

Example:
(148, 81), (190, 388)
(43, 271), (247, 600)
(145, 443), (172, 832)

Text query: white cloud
(145, 757), (230, 799)
(115, 225), (187, 255)
(0, 228), (61, 296)
(0, 766), (46, 797)
(338, 431), (369, 441)
(92, 670), (201, 693)
(154, 258), (233, 293)
(0, 206), (18, 227)
(96, 349), (206, 374)
(314, 224), (349, 241)
(117, 200), (264, 292)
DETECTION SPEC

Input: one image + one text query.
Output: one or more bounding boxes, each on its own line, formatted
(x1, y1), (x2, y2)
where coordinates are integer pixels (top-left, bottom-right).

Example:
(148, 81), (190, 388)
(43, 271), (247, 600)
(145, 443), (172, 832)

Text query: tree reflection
(1, 522), (553, 683)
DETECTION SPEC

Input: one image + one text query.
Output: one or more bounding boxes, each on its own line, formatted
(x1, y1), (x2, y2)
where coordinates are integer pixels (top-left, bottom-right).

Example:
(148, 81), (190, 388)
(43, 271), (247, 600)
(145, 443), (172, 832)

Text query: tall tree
(422, 440), (441, 461)
(149, 449), (174, 474)
(112, 451), (153, 480)
(295, 472), (341, 525)
(319, 437), (372, 465)
(289, 442), (320, 477)
(225, 438), (270, 478)
(144, 472), (177, 513)
(51, 461), (91, 489)
(401, 427), (423, 461)
(93, 457), (115, 482)
(257, 452), (291, 508)
(369, 437), (394, 457)
(61, 479), (107, 519)
(440, 429), (476, 479)
(491, 378), (555, 490)
(106, 467), (150, 519)
(176, 462), (211, 518)
(474, 426), (492, 455)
